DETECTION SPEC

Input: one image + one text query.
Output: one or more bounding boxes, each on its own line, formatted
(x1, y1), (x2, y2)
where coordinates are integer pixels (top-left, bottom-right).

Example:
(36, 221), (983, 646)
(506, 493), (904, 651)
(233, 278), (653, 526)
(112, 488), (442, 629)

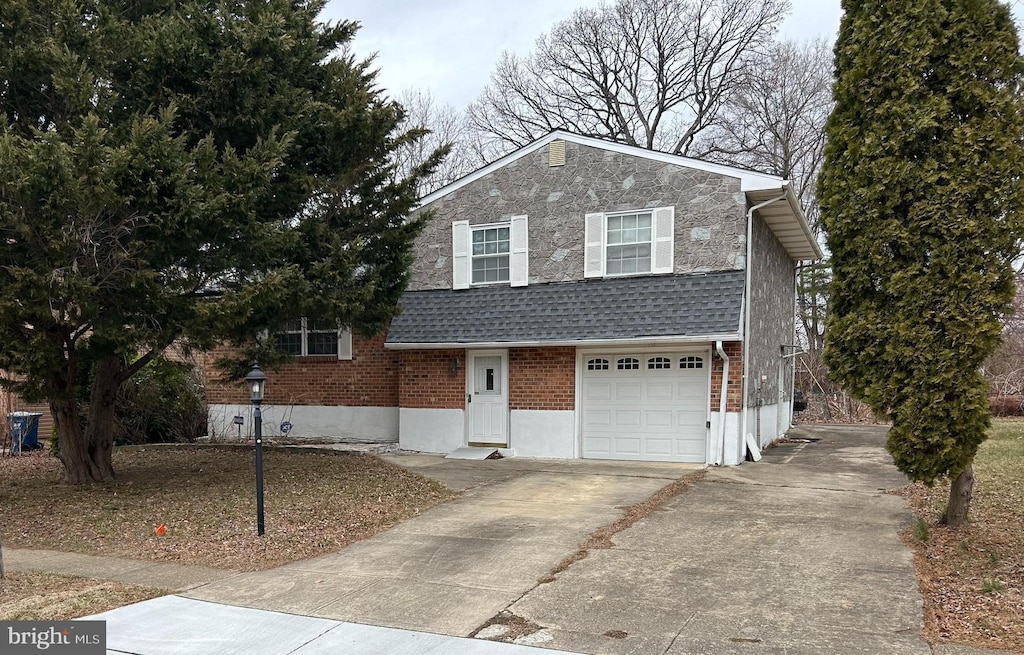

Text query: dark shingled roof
(386, 271), (744, 345)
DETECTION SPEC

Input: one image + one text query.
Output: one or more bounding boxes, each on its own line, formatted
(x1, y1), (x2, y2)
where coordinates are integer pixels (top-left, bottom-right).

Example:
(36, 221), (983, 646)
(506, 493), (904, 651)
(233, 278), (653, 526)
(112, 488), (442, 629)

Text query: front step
(445, 446), (504, 460)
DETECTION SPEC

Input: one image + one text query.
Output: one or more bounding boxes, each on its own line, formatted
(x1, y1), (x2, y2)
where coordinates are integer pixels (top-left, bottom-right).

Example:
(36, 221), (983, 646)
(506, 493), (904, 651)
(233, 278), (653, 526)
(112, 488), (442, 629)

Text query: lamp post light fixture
(245, 364), (267, 536)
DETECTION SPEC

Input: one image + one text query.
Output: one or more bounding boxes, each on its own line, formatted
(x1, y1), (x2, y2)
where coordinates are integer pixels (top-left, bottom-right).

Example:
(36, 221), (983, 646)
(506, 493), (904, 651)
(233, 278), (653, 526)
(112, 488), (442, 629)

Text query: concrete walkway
(5, 548), (237, 591)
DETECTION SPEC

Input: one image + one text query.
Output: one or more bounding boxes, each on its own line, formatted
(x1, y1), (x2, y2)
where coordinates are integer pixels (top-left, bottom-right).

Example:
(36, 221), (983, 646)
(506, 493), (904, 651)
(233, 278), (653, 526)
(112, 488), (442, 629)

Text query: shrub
(115, 356), (206, 445)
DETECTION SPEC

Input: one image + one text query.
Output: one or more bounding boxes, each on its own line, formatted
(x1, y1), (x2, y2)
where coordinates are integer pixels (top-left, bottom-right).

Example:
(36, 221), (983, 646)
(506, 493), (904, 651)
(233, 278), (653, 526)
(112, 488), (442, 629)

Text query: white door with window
(467, 351), (509, 446)
(581, 352), (709, 462)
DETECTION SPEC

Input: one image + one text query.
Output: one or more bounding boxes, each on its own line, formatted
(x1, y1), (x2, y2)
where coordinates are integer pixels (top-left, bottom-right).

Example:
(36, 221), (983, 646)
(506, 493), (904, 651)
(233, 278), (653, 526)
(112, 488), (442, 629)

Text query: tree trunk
(944, 464), (974, 527)
(83, 357), (121, 482)
(50, 356), (122, 484)
(51, 396), (95, 485)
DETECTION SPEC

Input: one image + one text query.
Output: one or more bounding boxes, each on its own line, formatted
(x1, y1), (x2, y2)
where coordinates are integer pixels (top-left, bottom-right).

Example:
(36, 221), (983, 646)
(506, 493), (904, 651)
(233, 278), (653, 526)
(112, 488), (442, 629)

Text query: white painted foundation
(709, 411), (744, 466)
(510, 410), (575, 458)
(207, 404), (397, 441)
(399, 408), (464, 453)
(758, 403), (779, 448)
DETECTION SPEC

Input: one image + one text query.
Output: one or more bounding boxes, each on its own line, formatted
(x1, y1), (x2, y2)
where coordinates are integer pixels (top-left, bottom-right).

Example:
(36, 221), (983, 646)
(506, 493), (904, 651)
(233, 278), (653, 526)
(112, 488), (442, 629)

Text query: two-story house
(205, 131), (822, 466)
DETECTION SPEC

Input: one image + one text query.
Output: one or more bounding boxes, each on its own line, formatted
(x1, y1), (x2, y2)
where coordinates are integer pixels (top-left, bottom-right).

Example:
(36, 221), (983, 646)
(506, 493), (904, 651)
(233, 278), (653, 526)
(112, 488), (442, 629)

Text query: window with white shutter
(454, 218), (527, 288)
(509, 214), (529, 287)
(585, 207), (674, 278)
(452, 220), (470, 289)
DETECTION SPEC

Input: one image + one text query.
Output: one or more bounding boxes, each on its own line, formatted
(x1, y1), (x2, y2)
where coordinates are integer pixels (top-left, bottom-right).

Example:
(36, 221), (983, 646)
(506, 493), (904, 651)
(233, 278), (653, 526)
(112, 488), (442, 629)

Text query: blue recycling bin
(8, 412), (43, 452)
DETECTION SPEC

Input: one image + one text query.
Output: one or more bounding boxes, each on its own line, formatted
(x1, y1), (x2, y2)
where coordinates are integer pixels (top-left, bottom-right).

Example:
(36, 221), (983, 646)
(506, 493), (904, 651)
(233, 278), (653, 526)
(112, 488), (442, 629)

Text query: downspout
(740, 192), (788, 463)
(715, 340), (729, 466)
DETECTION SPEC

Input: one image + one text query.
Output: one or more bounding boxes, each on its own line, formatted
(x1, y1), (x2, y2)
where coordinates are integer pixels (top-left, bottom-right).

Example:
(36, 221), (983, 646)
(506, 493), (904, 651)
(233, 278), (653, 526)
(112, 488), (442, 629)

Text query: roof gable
(418, 131), (787, 208)
(417, 131), (822, 262)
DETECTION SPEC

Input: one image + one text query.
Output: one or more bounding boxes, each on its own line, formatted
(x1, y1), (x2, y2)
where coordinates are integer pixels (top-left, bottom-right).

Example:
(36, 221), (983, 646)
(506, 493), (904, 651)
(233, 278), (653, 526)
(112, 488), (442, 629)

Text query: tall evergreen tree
(820, 0), (1024, 525)
(0, 0), (442, 484)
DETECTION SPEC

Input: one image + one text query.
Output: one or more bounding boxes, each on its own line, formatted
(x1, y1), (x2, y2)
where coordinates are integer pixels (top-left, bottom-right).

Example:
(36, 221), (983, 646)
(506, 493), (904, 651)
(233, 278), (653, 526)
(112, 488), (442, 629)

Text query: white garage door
(581, 352), (709, 463)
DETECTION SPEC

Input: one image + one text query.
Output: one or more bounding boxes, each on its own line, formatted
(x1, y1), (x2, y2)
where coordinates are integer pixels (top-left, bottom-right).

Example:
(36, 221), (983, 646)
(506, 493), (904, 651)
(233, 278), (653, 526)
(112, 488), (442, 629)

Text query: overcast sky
(320, 0), (1024, 110)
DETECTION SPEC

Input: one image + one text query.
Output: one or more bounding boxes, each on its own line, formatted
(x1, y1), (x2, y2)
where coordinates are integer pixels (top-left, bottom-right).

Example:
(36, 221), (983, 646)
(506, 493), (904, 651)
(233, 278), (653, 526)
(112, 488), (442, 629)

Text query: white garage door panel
(582, 353), (709, 463)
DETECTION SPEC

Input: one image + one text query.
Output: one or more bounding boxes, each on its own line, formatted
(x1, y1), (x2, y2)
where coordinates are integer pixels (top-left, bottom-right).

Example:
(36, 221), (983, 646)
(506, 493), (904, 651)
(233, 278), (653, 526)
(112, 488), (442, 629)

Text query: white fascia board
(414, 130), (787, 209)
(384, 333), (742, 350)
(785, 186), (825, 260)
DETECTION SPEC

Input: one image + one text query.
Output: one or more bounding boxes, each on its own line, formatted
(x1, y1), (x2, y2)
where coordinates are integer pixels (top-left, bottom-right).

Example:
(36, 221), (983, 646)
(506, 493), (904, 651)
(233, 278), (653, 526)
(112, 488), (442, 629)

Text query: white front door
(467, 350), (508, 446)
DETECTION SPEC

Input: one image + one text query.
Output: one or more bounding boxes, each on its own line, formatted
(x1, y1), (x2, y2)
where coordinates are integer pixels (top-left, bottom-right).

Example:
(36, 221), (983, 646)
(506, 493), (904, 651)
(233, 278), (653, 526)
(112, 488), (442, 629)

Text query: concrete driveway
(185, 455), (698, 637)
(499, 425), (972, 655)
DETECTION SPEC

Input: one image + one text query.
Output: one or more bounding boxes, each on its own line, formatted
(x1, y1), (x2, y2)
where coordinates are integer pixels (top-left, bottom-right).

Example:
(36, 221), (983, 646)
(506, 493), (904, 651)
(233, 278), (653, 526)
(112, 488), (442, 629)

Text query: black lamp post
(245, 365), (267, 536)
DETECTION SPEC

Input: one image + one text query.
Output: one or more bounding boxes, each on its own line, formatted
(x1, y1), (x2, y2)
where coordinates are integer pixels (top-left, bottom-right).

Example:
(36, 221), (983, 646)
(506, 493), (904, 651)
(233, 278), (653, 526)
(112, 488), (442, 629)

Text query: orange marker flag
(154, 523), (167, 535)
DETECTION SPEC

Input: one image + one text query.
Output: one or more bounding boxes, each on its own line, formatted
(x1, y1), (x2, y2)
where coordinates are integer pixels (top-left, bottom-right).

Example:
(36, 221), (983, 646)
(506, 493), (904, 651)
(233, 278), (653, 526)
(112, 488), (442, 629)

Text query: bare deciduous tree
(467, 0), (790, 162)
(696, 38), (832, 229)
(696, 38), (833, 361)
(393, 89), (474, 196)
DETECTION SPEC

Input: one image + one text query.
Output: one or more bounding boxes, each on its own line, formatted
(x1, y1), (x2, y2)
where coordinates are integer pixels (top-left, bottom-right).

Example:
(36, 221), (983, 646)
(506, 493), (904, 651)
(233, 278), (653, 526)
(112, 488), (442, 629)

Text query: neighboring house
(206, 131), (822, 465)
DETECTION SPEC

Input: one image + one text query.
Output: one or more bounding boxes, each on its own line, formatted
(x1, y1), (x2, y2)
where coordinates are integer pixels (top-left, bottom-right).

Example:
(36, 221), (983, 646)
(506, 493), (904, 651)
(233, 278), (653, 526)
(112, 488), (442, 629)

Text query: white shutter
(510, 214), (529, 287)
(584, 212), (605, 278)
(652, 206), (674, 274)
(452, 220), (470, 289)
(337, 328), (353, 361)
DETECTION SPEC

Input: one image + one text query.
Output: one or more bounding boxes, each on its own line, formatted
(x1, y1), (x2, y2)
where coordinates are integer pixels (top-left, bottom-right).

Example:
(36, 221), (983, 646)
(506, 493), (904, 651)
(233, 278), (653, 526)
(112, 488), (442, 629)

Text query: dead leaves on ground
(0, 449), (457, 572)
(897, 422), (1024, 652)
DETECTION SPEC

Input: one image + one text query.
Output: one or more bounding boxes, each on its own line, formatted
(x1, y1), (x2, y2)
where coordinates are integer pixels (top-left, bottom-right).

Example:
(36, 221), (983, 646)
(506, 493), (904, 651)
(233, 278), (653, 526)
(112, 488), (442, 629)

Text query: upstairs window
(606, 212), (652, 275)
(584, 207), (674, 278)
(453, 217), (528, 289)
(472, 225), (510, 284)
(275, 318), (353, 360)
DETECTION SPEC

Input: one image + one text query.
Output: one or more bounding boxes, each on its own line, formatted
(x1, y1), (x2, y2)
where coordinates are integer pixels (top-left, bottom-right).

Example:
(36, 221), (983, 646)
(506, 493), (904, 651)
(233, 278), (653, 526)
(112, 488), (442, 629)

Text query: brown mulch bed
(0, 571), (163, 620)
(896, 420), (1024, 652)
(0, 448), (456, 572)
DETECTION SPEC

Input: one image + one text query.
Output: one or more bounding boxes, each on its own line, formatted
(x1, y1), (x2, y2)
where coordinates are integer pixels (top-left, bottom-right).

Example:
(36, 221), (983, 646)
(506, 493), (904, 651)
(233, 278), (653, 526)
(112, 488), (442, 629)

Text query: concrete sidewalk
(5, 548), (238, 591)
(84, 595), (577, 655)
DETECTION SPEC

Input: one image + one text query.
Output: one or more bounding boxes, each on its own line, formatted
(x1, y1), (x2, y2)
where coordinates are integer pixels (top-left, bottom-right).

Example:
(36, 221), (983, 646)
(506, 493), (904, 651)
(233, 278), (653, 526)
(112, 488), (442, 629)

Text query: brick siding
(709, 341), (743, 412)
(205, 334), (398, 407)
(398, 349), (466, 409)
(509, 347), (576, 411)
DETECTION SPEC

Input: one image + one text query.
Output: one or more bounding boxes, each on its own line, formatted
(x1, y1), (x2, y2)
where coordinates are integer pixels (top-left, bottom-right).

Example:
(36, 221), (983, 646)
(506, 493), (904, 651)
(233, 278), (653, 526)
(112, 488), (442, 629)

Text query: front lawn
(0, 448), (456, 572)
(900, 419), (1024, 652)
(0, 571), (162, 620)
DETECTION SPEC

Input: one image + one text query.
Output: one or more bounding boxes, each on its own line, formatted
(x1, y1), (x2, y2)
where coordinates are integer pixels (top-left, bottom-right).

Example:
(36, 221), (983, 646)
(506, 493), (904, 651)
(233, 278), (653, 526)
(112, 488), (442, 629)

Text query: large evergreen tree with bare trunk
(0, 0), (440, 484)
(820, 0), (1024, 525)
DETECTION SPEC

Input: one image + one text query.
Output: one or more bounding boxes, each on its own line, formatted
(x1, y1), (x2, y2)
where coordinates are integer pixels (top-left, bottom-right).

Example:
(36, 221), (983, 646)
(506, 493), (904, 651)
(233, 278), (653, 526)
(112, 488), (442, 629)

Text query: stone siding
(745, 214), (797, 412)
(408, 140), (747, 290)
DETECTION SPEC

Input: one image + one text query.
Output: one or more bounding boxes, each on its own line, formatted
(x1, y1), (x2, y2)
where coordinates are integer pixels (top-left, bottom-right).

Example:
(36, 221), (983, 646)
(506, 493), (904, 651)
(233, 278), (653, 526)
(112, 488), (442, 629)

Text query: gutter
(384, 333), (742, 350)
(715, 340), (730, 466)
(741, 193), (788, 463)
